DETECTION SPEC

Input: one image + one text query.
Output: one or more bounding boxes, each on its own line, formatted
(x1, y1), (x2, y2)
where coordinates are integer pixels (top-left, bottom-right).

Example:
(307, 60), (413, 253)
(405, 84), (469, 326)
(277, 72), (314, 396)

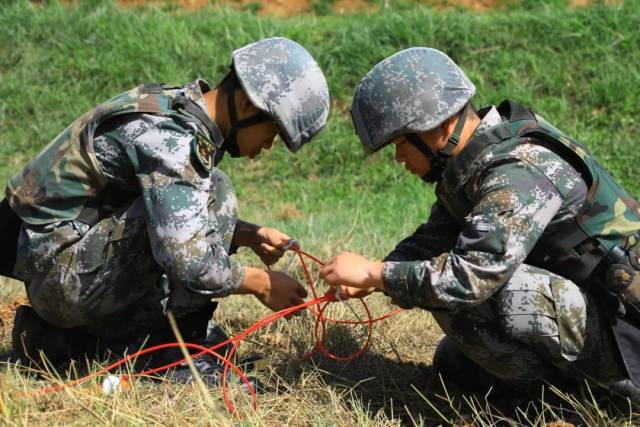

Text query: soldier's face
(393, 126), (447, 177)
(233, 89), (280, 159)
(393, 136), (429, 176)
(237, 120), (279, 159)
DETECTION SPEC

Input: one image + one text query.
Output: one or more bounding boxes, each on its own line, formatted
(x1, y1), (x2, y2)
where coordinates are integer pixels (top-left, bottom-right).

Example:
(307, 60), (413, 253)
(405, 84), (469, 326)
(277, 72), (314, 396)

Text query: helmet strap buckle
(405, 103), (471, 183)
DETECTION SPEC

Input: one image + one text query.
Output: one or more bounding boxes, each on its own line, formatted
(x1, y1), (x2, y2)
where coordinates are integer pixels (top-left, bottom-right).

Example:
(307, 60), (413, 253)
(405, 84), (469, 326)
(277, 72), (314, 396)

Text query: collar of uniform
(181, 78), (214, 122)
(439, 105), (513, 190)
(178, 78), (226, 149)
(474, 105), (503, 136)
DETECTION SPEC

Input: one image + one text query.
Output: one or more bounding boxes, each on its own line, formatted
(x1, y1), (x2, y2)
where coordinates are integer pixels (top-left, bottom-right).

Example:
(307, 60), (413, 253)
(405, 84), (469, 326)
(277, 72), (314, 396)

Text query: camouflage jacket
(7, 79), (244, 296)
(6, 79), (221, 224)
(383, 101), (640, 311)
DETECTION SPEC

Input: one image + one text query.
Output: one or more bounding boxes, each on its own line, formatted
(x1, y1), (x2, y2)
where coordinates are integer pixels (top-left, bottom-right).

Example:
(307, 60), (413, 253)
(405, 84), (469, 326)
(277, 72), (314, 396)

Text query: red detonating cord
(20, 249), (404, 417)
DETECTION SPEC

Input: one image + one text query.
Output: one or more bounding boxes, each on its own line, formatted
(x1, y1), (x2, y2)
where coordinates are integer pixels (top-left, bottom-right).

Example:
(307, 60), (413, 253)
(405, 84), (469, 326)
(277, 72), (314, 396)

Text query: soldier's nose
(394, 149), (403, 163)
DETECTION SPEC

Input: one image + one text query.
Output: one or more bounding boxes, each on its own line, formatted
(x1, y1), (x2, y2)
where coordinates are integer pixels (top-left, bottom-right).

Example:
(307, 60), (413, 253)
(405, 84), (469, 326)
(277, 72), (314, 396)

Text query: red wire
(20, 249), (405, 417)
(313, 298), (372, 361)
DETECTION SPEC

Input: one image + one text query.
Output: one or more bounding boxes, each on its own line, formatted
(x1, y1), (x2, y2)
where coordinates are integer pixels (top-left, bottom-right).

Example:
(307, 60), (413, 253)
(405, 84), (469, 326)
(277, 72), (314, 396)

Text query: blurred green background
(1, 0), (638, 259)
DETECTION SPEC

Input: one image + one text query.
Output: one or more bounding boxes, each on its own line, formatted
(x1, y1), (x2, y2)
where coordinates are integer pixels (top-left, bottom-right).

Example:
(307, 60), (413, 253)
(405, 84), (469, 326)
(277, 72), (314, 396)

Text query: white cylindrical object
(102, 375), (122, 394)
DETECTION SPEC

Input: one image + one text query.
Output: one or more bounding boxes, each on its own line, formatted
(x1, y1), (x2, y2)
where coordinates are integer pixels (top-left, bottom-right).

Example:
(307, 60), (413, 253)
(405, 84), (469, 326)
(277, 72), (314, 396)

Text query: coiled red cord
(21, 249), (404, 416)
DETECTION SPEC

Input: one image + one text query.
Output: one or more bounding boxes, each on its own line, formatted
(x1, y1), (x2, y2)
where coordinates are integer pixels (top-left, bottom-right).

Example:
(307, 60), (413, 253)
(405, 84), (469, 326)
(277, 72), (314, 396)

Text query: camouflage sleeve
(384, 202), (460, 262)
(123, 115), (245, 297)
(382, 160), (564, 310)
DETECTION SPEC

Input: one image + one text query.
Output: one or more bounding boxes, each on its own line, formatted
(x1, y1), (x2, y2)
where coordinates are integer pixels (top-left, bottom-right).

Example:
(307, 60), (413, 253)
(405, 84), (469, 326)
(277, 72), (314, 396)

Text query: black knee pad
(11, 305), (99, 369)
(432, 336), (505, 392)
(174, 301), (218, 342)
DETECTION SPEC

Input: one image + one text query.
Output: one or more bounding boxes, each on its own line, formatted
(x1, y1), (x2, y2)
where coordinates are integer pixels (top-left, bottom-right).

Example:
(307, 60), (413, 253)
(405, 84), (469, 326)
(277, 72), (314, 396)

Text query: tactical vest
(5, 83), (219, 225)
(436, 100), (640, 287)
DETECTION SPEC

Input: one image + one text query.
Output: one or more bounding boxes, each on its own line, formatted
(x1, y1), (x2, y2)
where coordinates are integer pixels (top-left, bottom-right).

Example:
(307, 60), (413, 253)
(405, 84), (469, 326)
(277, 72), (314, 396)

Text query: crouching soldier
(320, 47), (640, 401)
(2, 37), (329, 374)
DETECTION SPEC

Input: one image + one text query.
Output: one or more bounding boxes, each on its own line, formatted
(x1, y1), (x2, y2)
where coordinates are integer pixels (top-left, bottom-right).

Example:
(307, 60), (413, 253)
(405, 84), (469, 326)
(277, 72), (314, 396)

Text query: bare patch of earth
(333, 0), (380, 14)
(46, 0), (624, 17)
(0, 296), (27, 346)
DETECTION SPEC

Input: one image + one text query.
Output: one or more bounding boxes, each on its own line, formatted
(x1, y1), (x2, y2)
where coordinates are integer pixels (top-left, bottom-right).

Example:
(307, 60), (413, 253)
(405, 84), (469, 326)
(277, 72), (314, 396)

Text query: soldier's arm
(382, 160), (564, 310)
(385, 202), (460, 262)
(232, 220), (261, 247)
(131, 116), (245, 297)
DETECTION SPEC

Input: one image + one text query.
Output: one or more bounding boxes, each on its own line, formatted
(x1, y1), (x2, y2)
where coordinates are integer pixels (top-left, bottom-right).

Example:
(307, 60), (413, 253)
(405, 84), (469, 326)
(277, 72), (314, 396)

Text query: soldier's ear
(441, 116), (458, 138)
(238, 89), (257, 116)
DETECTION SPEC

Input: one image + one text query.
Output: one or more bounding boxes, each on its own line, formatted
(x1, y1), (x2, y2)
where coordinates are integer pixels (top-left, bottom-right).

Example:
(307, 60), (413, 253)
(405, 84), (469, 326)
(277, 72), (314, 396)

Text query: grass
(1, 0), (639, 424)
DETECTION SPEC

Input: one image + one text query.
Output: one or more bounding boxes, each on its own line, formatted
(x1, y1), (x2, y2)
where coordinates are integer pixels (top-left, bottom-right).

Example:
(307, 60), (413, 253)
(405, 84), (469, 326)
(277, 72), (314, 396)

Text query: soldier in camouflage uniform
(320, 47), (640, 399)
(5, 37), (330, 368)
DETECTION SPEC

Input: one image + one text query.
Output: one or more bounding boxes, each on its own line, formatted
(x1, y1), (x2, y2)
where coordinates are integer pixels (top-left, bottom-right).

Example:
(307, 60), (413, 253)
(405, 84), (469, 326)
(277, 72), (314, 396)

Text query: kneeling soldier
(3, 37), (329, 372)
(321, 47), (640, 401)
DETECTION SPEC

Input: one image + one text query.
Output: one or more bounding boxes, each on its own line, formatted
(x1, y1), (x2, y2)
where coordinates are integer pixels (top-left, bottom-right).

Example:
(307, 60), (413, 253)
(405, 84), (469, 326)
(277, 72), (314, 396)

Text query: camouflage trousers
(432, 263), (626, 386)
(14, 170), (238, 339)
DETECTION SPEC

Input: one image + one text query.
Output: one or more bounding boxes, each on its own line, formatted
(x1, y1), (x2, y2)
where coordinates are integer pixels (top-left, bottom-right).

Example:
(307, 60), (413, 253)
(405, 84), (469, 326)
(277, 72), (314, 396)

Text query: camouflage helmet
(231, 37), (330, 153)
(351, 47), (475, 154)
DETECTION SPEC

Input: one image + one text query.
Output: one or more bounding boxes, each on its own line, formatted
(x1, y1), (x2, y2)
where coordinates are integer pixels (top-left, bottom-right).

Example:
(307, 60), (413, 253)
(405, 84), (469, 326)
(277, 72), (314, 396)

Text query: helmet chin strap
(222, 87), (271, 157)
(405, 103), (471, 183)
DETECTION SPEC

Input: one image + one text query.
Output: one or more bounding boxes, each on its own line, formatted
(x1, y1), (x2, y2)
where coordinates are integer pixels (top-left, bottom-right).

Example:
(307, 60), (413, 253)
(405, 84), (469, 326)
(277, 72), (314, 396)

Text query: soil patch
(114, 0), (499, 14)
(0, 296), (28, 342)
(116, 0), (311, 15)
(439, 0), (499, 11)
(46, 0), (622, 16)
(333, 0), (380, 14)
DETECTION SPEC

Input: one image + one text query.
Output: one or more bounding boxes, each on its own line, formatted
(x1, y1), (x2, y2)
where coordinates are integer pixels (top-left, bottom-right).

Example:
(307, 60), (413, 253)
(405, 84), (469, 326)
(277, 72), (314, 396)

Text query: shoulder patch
(191, 132), (216, 172)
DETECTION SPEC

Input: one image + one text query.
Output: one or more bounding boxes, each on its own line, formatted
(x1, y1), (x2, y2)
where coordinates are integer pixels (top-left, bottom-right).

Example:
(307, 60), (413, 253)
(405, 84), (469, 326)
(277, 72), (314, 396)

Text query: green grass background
(1, 1), (640, 424)
(1, 0), (639, 259)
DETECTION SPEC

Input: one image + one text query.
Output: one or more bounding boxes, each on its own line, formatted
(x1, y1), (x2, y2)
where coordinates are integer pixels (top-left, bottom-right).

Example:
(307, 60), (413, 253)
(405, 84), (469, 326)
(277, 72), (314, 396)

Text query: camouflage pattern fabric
(5, 79), (216, 225)
(232, 37), (330, 153)
(435, 101), (640, 285)
(90, 81), (244, 300)
(14, 167), (238, 339)
(6, 37), (331, 342)
(382, 105), (627, 385)
(9, 78), (246, 334)
(432, 263), (625, 385)
(351, 47), (475, 154)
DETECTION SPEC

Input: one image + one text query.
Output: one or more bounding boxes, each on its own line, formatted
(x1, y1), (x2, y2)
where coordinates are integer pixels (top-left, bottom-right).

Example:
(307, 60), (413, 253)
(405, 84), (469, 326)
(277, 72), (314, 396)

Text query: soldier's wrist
(236, 267), (270, 297)
(232, 220), (261, 248)
(366, 262), (385, 290)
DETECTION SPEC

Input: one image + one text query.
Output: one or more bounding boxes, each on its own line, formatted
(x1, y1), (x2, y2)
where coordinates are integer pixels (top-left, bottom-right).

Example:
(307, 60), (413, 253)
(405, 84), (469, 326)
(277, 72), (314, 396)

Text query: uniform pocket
(75, 219), (112, 274)
(456, 214), (506, 255)
(75, 199), (147, 274)
(494, 265), (588, 363)
(550, 276), (588, 362)
(494, 266), (559, 340)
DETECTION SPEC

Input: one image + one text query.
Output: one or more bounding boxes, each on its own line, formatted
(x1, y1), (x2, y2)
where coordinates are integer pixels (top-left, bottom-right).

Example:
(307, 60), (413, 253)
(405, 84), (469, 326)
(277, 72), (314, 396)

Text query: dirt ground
(0, 279), (27, 347)
(108, 0), (615, 16)
(0, 298), (24, 334)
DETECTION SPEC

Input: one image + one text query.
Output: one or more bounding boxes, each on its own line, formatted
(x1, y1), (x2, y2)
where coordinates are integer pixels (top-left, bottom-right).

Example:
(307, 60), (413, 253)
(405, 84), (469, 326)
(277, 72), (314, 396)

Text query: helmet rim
(231, 37), (330, 152)
(351, 47), (475, 154)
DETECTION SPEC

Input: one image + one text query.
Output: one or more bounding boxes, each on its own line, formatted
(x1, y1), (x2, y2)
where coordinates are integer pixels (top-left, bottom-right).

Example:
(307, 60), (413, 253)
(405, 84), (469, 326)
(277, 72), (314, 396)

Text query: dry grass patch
(1, 263), (639, 425)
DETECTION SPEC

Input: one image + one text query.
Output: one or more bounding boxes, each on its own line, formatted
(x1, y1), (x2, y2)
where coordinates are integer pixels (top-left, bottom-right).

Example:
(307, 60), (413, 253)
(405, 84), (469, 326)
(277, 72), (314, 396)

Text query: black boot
(432, 336), (507, 393)
(161, 303), (263, 391)
(175, 302), (221, 344)
(113, 302), (226, 370)
(605, 378), (640, 405)
(431, 337), (578, 399)
(159, 302), (230, 381)
(10, 305), (98, 369)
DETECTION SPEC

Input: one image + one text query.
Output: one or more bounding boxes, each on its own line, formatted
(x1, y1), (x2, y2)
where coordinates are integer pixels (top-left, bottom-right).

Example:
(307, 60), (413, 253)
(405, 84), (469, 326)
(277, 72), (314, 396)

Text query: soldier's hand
(319, 252), (385, 290)
(251, 227), (299, 266)
(330, 285), (377, 299)
(255, 270), (308, 313)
